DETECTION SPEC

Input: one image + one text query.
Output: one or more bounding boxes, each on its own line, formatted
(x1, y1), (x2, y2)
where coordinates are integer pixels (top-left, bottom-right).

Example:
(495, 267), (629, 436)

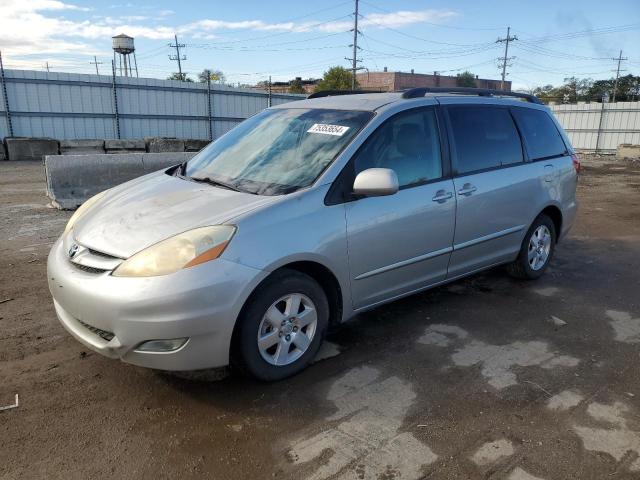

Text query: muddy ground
(1, 155), (639, 480)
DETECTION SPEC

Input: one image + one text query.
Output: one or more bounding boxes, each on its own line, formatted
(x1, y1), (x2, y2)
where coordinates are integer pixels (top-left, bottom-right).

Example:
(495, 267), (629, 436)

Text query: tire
(231, 269), (329, 381)
(507, 213), (556, 280)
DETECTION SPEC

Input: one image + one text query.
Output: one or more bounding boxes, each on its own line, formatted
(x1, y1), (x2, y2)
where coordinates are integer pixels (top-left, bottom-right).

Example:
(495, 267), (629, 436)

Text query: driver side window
(353, 108), (443, 188)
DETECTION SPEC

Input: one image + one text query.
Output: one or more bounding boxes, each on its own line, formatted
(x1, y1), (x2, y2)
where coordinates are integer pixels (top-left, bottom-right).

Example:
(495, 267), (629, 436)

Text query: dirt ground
(1, 154), (639, 480)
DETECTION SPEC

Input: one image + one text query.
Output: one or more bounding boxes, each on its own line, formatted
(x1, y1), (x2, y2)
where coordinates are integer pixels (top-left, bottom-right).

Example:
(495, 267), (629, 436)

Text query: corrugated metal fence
(0, 69), (304, 141)
(2, 69), (637, 153)
(549, 101), (640, 153)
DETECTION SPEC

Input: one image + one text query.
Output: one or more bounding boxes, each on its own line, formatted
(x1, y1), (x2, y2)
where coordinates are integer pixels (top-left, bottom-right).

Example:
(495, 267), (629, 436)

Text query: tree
(532, 84), (556, 103)
(289, 77), (305, 94)
(587, 74), (640, 102)
(198, 69), (226, 84)
(456, 71), (477, 88)
(167, 72), (193, 82)
(315, 66), (357, 92)
(562, 76), (593, 102)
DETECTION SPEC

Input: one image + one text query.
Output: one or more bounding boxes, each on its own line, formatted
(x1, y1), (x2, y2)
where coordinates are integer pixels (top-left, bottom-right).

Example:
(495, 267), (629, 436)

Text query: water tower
(112, 34), (138, 77)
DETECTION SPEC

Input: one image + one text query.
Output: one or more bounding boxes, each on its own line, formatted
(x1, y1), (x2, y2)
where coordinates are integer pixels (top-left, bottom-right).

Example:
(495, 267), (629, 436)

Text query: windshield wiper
(190, 176), (242, 192)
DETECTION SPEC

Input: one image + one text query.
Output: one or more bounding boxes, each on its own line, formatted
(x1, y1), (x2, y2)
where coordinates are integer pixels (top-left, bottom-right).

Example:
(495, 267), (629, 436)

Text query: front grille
(87, 248), (120, 260)
(67, 243), (121, 274)
(77, 319), (115, 342)
(71, 263), (108, 274)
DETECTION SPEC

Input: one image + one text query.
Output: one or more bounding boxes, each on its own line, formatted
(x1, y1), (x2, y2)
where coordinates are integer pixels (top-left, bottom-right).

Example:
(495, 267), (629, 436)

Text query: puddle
(547, 390), (584, 411)
(508, 467), (546, 480)
(573, 401), (640, 472)
(419, 324), (580, 389)
(533, 287), (560, 297)
(286, 366), (437, 479)
(606, 310), (640, 343)
(470, 438), (514, 465)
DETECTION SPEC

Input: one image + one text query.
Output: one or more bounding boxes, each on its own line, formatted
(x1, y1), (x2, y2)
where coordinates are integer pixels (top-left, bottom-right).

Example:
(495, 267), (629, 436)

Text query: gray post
(111, 60), (121, 139)
(133, 51), (139, 78)
(351, 0), (359, 90)
(595, 97), (606, 154)
(268, 76), (272, 108)
(206, 70), (213, 140)
(611, 50), (628, 103)
(0, 51), (14, 138)
(496, 27), (517, 91)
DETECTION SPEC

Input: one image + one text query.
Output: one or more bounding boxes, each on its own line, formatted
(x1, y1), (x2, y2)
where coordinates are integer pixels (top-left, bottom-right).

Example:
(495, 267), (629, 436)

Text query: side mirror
(353, 168), (399, 197)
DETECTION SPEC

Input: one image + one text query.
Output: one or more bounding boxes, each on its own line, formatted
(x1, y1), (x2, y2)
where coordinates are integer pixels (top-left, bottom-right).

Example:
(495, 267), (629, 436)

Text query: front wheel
(507, 214), (556, 280)
(231, 270), (329, 381)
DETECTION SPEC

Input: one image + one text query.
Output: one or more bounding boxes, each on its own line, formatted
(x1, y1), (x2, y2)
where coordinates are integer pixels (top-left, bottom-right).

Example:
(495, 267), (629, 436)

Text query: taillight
(571, 154), (581, 175)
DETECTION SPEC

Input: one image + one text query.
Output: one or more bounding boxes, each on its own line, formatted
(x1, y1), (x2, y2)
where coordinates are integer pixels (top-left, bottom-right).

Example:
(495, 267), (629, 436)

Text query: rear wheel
(231, 270), (328, 381)
(507, 214), (556, 280)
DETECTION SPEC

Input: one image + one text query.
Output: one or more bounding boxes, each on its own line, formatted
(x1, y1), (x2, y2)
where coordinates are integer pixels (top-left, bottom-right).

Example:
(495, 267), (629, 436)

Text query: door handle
(432, 190), (453, 203)
(457, 183), (477, 196)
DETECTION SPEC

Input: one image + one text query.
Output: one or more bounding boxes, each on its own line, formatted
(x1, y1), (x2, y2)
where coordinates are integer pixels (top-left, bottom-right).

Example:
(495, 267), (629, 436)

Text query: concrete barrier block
(184, 139), (211, 152)
(0, 142), (6, 161)
(145, 137), (185, 153)
(5, 137), (59, 161)
(60, 139), (106, 155)
(617, 144), (640, 159)
(104, 139), (146, 154)
(44, 152), (196, 209)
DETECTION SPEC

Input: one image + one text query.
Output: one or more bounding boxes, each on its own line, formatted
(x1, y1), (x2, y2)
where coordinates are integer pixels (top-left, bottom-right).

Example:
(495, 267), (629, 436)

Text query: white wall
(550, 101), (640, 152)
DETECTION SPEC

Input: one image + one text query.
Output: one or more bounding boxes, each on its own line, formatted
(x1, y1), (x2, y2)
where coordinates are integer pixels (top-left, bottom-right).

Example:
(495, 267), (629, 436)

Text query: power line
(168, 34), (187, 80)
(515, 23), (640, 45)
(496, 26), (517, 89)
(191, 14), (352, 47)
(358, 11), (497, 48)
(189, 31), (350, 50)
(90, 56), (103, 75)
(611, 50), (628, 102)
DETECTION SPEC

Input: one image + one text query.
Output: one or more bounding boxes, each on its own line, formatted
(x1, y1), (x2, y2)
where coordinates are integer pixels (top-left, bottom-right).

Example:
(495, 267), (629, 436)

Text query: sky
(1, 0), (639, 91)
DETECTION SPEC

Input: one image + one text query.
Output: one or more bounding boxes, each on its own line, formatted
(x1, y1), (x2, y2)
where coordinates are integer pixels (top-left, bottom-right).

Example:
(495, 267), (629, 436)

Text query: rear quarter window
(511, 108), (567, 160)
(447, 106), (523, 175)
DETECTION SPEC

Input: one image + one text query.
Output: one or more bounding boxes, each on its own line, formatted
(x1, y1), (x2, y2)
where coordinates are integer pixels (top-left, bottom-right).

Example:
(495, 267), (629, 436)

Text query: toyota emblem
(68, 243), (79, 258)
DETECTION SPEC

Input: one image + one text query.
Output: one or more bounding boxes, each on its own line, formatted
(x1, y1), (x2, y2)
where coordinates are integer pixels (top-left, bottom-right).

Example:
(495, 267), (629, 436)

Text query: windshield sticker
(307, 123), (350, 136)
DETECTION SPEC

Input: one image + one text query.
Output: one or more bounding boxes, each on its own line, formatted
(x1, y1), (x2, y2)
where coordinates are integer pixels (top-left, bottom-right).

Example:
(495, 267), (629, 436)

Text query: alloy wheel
(257, 293), (318, 366)
(528, 225), (552, 271)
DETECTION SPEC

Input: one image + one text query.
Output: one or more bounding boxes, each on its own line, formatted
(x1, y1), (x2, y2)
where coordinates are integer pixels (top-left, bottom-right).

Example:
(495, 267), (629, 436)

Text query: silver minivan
(47, 88), (579, 380)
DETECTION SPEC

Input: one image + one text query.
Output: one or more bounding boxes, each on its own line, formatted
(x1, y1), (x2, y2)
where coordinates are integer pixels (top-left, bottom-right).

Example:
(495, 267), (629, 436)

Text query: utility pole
(345, 0), (362, 90)
(169, 34), (187, 81)
(44, 62), (50, 73)
(611, 50), (628, 103)
(0, 51), (14, 137)
(90, 56), (103, 75)
(496, 26), (517, 90)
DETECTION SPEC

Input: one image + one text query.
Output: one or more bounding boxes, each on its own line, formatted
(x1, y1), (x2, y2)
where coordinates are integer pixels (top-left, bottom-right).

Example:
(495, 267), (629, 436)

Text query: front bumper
(47, 236), (267, 370)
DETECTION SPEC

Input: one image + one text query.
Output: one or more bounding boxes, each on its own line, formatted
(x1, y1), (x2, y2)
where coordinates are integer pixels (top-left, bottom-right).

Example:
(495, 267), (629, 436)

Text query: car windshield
(184, 108), (373, 195)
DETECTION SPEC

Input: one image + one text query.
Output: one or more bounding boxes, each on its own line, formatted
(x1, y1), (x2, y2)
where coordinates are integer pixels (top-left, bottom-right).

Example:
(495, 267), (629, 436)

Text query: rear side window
(448, 106), (523, 174)
(511, 108), (567, 160)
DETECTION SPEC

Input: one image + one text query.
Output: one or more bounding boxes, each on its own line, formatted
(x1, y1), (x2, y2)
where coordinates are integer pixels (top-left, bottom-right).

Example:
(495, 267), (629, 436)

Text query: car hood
(73, 171), (278, 258)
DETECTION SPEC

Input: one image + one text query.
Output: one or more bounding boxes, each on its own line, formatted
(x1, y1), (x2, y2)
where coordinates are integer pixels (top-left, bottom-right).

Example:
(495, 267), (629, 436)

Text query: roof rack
(307, 90), (375, 99)
(401, 87), (543, 104)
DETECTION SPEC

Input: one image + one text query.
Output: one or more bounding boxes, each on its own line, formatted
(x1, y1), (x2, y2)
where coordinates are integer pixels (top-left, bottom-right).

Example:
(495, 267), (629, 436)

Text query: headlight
(64, 190), (108, 234)
(112, 225), (236, 277)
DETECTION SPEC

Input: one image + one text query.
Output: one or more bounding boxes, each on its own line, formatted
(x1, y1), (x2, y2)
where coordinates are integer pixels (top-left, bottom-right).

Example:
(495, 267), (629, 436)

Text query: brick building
(356, 69), (510, 92)
(268, 77), (320, 94)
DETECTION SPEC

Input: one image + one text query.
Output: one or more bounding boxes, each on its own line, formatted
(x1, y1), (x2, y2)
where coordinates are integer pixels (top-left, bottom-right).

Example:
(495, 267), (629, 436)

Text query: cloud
(0, 1), (457, 63)
(184, 9), (458, 35)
